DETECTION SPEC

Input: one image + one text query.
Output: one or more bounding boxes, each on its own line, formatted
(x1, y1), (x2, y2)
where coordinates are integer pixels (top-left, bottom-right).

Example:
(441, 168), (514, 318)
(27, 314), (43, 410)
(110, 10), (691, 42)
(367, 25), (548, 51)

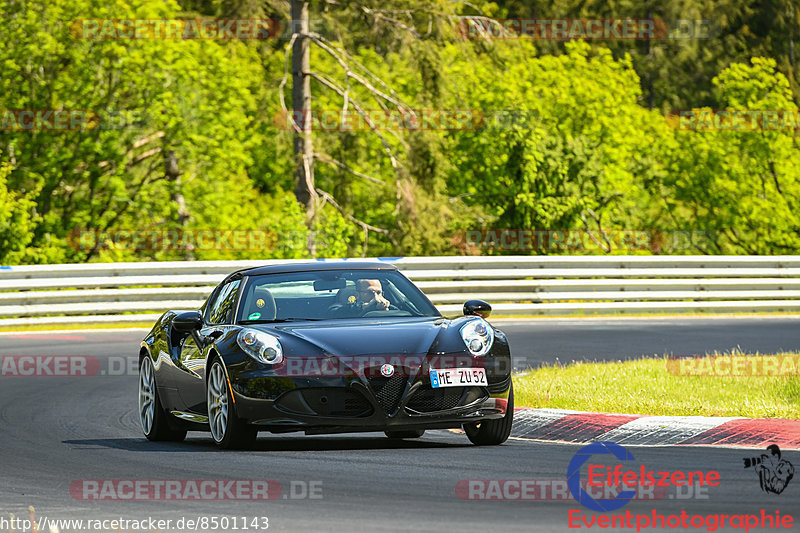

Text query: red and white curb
(512, 408), (800, 450)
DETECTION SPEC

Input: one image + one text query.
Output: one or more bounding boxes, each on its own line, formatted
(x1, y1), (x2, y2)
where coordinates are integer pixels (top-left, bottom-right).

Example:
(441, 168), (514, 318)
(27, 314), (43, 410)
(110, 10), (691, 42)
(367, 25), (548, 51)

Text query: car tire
(384, 429), (425, 439)
(207, 358), (257, 450)
(139, 357), (187, 442)
(463, 384), (514, 446)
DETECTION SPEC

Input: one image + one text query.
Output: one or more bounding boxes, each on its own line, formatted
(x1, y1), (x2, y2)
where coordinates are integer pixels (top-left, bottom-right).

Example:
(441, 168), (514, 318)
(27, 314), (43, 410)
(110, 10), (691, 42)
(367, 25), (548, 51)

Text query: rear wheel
(139, 357), (186, 442)
(384, 429), (425, 439)
(463, 385), (514, 446)
(207, 359), (257, 449)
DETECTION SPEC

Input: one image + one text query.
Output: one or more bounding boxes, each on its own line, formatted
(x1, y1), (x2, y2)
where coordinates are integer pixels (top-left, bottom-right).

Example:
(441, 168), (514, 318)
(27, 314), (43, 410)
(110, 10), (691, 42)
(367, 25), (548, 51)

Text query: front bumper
(230, 369), (511, 434)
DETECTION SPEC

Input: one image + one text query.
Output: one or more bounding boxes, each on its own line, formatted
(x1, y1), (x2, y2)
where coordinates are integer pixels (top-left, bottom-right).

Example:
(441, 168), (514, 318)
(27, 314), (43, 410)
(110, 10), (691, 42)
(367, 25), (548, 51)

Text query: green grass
(513, 355), (800, 418)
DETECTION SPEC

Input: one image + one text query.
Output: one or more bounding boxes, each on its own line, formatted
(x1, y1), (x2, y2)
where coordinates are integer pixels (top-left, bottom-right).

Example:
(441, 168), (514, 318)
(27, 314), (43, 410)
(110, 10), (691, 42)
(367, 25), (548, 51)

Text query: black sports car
(138, 261), (513, 449)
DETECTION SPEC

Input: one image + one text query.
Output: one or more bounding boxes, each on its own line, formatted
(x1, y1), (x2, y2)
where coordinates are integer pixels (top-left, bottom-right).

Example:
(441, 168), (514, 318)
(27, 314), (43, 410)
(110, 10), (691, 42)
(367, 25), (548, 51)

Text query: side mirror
(463, 299), (492, 319)
(173, 310), (203, 333)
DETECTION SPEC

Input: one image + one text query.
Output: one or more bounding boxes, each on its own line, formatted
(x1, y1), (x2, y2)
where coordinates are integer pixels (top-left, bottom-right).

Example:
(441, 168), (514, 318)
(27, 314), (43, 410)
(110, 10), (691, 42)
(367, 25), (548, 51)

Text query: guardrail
(3, 256), (800, 325)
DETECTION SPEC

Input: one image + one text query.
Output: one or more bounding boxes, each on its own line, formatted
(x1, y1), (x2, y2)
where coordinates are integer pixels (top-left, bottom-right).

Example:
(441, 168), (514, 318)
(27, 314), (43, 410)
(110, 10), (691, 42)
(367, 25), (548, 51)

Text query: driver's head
(356, 279), (383, 304)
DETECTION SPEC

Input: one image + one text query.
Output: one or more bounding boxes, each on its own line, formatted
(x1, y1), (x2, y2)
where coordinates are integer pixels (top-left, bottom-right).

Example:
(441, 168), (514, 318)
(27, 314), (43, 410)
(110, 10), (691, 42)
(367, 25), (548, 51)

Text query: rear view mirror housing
(173, 310), (203, 332)
(463, 300), (492, 319)
(313, 278), (346, 291)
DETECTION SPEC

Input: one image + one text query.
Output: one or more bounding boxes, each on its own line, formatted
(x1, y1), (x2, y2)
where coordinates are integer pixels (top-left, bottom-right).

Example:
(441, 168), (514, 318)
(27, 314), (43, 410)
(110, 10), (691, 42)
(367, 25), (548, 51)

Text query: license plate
(429, 368), (487, 388)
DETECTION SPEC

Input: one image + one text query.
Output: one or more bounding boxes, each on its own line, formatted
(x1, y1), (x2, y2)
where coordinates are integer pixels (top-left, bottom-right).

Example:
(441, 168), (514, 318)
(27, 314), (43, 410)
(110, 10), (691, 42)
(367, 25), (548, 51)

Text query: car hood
(254, 317), (451, 356)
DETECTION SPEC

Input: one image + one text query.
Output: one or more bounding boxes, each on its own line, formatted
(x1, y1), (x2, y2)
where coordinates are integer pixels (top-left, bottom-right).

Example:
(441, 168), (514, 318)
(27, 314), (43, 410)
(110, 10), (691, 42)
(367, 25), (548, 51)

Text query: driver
(355, 279), (390, 312)
(328, 278), (391, 316)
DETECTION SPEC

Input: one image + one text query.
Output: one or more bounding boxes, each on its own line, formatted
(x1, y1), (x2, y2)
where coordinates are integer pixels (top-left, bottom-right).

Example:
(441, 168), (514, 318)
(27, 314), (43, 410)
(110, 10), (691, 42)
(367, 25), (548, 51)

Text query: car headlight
(460, 318), (494, 356)
(237, 329), (283, 364)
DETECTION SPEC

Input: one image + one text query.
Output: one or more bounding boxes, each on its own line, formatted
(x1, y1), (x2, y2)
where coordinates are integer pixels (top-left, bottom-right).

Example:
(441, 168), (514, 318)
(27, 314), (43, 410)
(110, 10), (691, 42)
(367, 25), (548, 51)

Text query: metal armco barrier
(2, 256), (800, 325)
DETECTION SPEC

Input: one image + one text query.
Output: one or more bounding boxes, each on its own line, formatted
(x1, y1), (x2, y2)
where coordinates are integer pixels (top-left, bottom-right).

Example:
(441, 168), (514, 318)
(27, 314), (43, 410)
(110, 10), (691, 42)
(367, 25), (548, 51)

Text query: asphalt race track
(1, 317), (799, 532)
(500, 316), (800, 369)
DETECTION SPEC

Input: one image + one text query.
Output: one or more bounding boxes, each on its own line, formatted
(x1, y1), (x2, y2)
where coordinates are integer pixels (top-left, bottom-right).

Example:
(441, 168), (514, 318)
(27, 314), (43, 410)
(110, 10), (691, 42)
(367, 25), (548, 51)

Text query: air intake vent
(367, 375), (407, 414)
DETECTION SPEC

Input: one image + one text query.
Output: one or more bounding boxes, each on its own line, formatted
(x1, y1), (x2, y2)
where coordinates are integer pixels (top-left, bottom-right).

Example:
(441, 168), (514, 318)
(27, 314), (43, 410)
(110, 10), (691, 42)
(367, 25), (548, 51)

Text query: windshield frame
(234, 268), (441, 324)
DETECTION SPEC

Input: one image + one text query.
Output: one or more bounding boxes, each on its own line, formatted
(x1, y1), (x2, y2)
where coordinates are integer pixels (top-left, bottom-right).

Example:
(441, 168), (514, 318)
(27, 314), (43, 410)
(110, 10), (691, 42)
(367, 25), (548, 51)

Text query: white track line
(578, 415), (743, 446)
(512, 409), (579, 435)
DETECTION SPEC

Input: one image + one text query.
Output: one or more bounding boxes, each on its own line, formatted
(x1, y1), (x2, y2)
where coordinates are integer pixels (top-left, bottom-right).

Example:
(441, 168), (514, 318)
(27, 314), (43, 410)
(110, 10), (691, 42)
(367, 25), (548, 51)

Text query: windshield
(237, 269), (440, 322)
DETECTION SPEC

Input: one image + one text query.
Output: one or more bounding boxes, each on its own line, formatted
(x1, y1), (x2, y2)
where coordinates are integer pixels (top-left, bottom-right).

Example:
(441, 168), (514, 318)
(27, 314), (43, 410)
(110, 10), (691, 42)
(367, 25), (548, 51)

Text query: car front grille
(406, 386), (486, 413)
(406, 386), (464, 412)
(367, 375), (407, 414)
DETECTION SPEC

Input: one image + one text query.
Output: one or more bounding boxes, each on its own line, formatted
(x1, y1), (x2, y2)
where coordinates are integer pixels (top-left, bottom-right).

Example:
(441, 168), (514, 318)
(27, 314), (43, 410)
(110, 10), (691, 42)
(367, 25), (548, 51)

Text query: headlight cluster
(237, 329), (283, 364)
(460, 318), (494, 356)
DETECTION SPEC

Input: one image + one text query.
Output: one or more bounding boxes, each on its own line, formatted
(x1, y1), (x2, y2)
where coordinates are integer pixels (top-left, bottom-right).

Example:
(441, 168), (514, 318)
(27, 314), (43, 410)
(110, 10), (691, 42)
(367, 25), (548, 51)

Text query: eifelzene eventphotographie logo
(744, 445), (795, 495)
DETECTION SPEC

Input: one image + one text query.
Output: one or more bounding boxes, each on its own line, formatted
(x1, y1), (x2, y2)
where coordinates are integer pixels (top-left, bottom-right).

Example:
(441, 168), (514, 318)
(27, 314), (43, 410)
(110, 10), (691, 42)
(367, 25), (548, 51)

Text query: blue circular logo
(567, 441), (638, 512)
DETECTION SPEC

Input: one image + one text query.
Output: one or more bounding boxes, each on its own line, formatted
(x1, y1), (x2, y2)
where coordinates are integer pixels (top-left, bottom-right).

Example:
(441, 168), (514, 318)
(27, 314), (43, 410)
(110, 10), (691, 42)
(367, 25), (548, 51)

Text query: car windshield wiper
(239, 317), (325, 324)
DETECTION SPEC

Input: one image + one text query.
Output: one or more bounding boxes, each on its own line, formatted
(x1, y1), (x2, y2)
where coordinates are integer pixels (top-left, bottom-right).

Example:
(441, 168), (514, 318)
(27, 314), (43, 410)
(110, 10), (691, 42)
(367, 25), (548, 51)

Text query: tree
(290, 0), (317, 252)
(664, 58), (800, 253)
(438, 41), (673, 253)
(267, 0), (477, 255)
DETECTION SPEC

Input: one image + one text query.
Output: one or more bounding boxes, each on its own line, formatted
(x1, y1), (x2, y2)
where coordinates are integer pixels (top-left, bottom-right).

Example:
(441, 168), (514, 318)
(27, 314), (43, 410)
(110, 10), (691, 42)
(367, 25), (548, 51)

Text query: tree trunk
(291, 0), (317, 256)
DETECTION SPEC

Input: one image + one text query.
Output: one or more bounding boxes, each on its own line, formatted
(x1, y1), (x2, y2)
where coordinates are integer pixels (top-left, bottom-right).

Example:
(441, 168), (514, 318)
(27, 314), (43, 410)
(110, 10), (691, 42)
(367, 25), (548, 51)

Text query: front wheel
(463, 385), (514, 446)
(207, 359), (257, 449)
(139, 357), (186, 442)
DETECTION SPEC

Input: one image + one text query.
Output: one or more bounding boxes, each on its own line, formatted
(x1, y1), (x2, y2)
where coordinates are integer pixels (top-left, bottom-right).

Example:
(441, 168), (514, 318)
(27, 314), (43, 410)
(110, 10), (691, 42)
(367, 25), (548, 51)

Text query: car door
(177, 277), (242, 414)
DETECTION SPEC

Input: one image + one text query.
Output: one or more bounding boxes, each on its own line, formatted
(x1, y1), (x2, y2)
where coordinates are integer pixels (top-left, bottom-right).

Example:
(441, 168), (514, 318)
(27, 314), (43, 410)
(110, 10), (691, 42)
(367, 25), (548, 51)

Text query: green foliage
(0, 159), (37, 263)
(438, 41), (673, 253)
(489, 0), (800, 110)
(0, 0), (799, 263)
(664, 58), (800, 253)
(314, 205), (355, 259)
(0, 0), (267, 263)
